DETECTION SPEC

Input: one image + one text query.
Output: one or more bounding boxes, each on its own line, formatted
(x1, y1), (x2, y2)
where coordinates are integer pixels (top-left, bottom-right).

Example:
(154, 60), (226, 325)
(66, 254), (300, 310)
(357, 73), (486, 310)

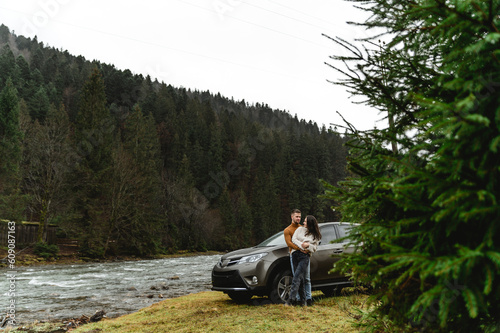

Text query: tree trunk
(37, 198), (48, 243)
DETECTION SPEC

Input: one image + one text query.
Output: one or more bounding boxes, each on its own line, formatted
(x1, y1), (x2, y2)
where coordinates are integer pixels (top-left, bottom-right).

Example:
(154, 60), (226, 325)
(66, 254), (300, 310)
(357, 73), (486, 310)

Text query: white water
(0, 254), (220, 324)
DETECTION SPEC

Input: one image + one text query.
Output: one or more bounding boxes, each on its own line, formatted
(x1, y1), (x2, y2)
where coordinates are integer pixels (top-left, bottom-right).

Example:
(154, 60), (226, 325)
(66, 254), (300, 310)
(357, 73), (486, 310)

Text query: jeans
(289, 251), (310, 302)
(290, 252), (311, 300)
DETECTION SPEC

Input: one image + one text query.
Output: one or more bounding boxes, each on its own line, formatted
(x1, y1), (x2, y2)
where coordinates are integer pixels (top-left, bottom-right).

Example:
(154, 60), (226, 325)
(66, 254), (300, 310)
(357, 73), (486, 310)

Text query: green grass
(7, 290), (371, 333)
(74, 290), (368, 333)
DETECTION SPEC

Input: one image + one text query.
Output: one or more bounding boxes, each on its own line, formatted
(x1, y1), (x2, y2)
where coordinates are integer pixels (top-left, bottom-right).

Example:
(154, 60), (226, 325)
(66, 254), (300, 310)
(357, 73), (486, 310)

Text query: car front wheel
(269, 269), (292, 304)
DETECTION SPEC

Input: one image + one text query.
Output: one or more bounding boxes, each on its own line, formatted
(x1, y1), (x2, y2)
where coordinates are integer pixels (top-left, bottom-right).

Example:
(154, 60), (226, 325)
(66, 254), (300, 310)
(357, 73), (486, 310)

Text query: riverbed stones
(150, 282), (170, 291)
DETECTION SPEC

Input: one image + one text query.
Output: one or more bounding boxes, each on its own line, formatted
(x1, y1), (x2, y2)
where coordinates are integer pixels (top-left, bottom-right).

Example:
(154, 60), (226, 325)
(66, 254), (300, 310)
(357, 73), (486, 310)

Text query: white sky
(0, 0), (385, 131)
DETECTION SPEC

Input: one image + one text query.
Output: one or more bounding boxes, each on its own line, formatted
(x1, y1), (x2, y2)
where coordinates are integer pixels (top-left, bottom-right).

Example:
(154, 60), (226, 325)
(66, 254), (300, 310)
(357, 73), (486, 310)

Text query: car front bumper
(211, 263), (269, 295)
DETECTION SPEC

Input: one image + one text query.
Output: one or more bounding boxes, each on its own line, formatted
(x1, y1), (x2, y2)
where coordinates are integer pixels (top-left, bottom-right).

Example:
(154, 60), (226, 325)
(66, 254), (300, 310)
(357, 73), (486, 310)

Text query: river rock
(90, 310), (106, 322)
(150, 283), (170, 290)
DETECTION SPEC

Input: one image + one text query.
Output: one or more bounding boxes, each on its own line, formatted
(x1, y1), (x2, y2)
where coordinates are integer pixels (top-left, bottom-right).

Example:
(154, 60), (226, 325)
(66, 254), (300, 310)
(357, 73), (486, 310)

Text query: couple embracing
(283, 209), (322, 306)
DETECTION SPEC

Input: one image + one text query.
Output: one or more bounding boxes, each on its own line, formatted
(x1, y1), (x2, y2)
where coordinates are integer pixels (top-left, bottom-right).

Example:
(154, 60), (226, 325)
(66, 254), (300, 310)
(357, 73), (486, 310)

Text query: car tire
(321, 286), (343, 298)
(226, 291), (253, 303)
(268, 269), (293, 304)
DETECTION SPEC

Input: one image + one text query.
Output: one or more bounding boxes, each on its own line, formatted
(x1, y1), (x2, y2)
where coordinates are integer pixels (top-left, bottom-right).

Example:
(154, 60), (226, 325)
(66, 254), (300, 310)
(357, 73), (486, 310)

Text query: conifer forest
(0, 24), (348, 257)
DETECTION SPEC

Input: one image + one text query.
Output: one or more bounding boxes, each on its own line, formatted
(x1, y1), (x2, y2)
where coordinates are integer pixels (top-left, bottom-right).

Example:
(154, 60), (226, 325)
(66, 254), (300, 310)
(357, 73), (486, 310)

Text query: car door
(310, 224), (346, 283)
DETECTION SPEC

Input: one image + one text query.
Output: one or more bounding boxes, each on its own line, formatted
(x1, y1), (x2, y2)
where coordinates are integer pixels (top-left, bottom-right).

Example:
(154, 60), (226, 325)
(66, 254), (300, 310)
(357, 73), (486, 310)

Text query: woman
(285, 215), (322, 306)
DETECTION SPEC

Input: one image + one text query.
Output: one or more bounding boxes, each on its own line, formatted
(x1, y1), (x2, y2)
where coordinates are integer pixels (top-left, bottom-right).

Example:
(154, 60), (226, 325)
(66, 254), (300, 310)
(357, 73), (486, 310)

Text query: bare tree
(22, 104), (74, 242)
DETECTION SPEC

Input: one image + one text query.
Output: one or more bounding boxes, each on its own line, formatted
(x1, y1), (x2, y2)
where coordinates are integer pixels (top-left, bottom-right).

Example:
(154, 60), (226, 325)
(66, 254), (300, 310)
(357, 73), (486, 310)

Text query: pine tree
(236, 189), (253, 247)
(0, 24), (9, 44)
(75, 67), (114, 171)
(16, 55), (31, 98)
(30, 86), (50, 121)
(0, 45), (16, 86)
(112, 104), (164, 255)
(74, 67), (115, 257)
(251, 166), (280, 242)
(218, 189), (237, 249)
(0, 77), (25, 220)
(0, 78), (21, 187)
(324, 1), (500, 331)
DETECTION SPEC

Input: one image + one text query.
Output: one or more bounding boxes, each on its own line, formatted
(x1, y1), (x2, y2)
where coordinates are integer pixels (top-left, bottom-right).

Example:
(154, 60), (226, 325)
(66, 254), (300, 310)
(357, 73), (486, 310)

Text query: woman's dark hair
(304, 215), (321, 240)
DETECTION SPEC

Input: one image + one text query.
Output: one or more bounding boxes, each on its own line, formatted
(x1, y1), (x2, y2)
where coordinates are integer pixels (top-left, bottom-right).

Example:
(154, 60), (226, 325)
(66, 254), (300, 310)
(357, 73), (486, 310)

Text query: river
(0, 254), (221, 324)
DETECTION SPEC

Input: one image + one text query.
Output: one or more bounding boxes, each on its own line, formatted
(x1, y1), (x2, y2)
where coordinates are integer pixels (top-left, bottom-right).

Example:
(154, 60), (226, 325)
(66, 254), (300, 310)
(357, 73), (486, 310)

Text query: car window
(255, 231), (287, 247)
(319, 225), (337, 245)
(337, 224), (354, 242)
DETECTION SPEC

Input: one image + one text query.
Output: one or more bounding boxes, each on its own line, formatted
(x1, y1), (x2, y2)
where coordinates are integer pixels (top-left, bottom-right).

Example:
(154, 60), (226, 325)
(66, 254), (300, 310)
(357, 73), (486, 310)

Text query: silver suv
(211, 222), (357, 303)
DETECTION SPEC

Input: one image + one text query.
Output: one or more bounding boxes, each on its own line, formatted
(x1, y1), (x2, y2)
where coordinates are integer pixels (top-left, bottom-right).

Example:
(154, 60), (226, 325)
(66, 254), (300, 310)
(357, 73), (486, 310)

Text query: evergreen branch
(462, 288), (479, 318)
(324, 62), (361, 82)
(335, 110), (359, 134)
(486, 251), (500, 268)
(434, 0), (484, 27)
(322, 33), (363, 59)
(484, 265), (493, 295)
(471, 0), (499, 33)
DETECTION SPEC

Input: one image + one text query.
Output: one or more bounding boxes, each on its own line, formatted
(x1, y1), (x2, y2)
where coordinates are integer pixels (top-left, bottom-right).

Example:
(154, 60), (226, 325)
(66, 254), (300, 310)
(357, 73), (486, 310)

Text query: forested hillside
(0, 24), (348, 257)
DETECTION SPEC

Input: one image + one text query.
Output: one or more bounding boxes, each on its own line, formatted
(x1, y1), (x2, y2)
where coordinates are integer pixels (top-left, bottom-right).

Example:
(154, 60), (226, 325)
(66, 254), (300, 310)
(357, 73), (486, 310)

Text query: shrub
(33, 242), (59, 259)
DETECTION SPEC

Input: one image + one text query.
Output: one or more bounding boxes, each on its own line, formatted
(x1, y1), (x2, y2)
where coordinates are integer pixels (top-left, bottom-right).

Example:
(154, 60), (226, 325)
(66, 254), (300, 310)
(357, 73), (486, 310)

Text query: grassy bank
(6, 290), (370, 333)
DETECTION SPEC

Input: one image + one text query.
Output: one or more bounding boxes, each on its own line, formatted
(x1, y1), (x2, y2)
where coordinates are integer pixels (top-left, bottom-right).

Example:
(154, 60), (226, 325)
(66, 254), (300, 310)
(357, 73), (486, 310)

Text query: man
(283, 209), (313, 305)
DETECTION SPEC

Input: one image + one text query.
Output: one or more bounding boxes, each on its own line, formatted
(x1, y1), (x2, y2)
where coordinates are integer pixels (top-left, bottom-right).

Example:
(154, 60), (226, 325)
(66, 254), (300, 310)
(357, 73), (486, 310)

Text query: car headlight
(236, 253), (268, 264)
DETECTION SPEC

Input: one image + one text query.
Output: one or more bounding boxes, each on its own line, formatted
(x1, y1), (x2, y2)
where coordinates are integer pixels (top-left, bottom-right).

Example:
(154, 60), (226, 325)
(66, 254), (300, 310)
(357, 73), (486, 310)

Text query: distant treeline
(0, 24), (348, 257)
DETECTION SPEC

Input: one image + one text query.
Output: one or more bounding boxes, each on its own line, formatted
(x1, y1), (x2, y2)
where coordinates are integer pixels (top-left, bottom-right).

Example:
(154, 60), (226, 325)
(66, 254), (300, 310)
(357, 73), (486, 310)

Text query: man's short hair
(291, 209), (301, 215)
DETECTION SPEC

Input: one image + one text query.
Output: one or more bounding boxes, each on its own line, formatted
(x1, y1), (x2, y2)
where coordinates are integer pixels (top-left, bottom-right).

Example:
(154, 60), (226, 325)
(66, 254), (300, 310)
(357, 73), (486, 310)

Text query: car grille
(218, 258), (241, 268)
(212, 270), (247, 288)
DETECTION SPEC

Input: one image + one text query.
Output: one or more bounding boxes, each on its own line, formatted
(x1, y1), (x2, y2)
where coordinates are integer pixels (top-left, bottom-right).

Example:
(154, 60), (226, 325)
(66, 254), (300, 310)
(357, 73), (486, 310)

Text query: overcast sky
(0, 0), (385, 131)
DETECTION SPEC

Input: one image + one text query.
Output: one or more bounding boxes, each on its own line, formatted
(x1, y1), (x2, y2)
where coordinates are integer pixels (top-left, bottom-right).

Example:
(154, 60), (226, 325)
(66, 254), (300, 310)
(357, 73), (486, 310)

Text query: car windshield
(255, 231), (286, 247)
